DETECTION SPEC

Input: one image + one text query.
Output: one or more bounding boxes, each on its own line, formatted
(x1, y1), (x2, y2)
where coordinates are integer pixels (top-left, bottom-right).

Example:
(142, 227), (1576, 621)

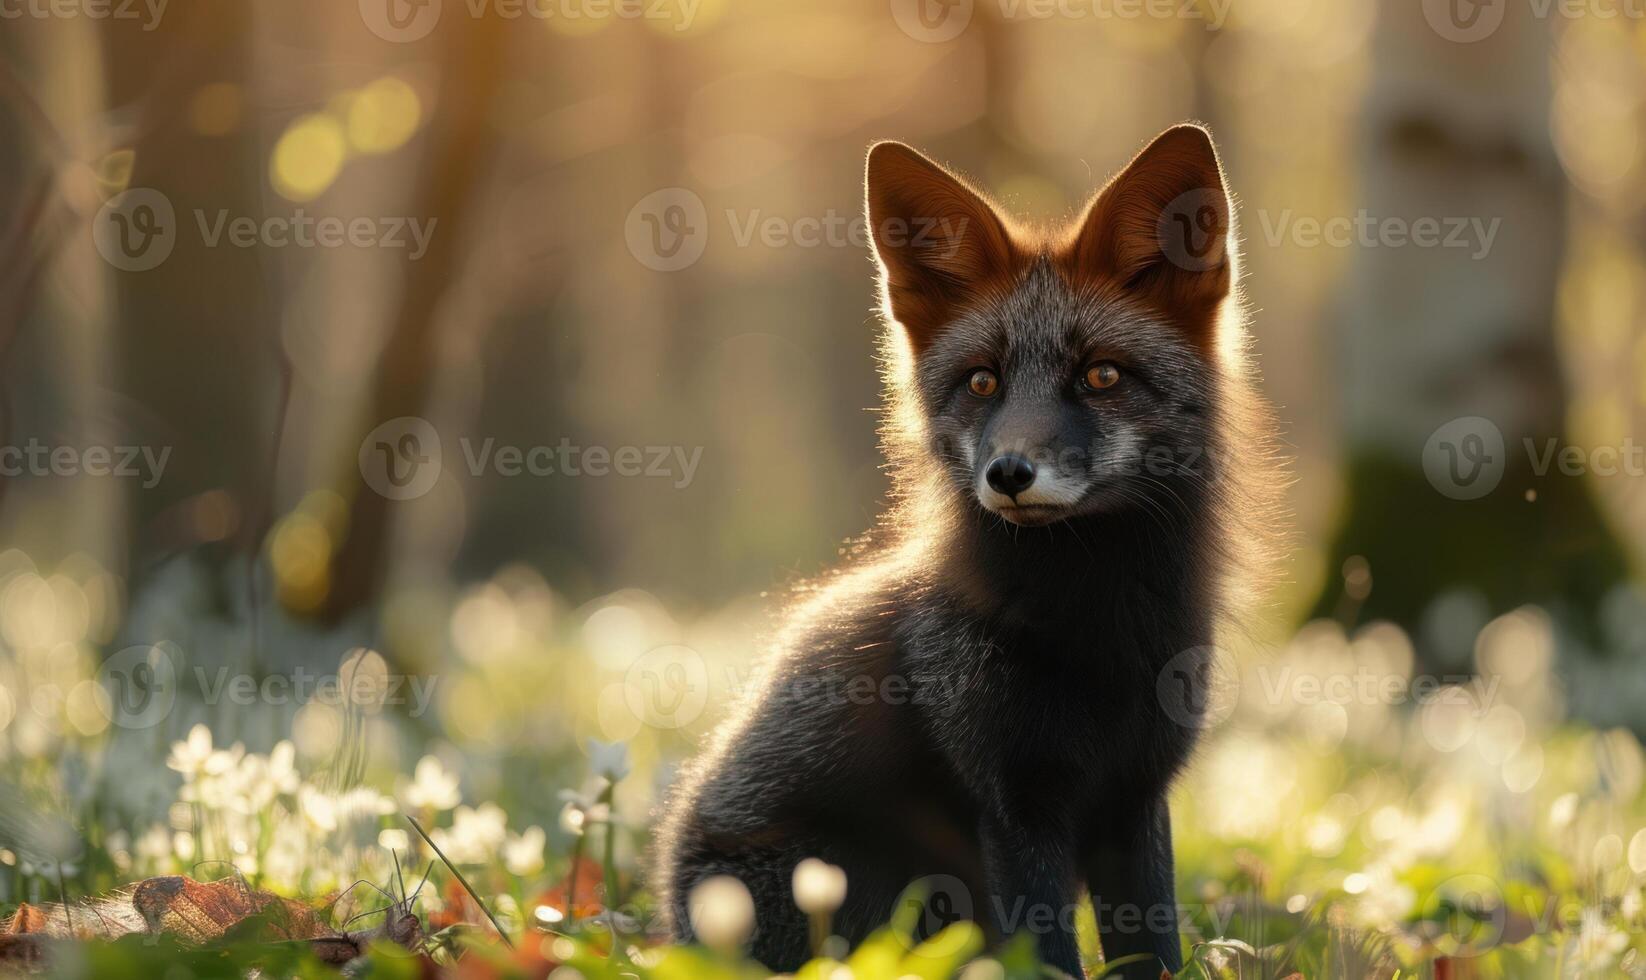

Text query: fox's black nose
(985, 454), (1036, 497)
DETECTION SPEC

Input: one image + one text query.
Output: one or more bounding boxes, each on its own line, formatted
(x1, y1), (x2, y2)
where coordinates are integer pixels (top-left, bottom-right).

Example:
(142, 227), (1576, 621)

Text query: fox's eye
(967, 369), (999, 398)
(1084, 362), (1121, 391)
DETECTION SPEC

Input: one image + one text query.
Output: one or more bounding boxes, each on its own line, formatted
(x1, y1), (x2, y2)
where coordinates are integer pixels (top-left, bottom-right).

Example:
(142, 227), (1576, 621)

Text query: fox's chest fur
(899, 555), (1209, 812)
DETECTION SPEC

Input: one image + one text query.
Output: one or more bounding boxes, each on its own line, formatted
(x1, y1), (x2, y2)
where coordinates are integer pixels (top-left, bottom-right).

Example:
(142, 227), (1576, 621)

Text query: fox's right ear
(1068, 124), (1232, 326)
(865, 142), (1016, 351)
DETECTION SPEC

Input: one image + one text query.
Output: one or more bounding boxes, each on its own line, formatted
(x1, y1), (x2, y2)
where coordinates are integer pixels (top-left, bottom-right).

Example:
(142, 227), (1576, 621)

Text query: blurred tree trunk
(1310, 4), (1627, 667)
(453, 24), (682, 595)
(99, 5), (272, 575)
(319, 16), (509, 623)
(0, 23), (117, 573)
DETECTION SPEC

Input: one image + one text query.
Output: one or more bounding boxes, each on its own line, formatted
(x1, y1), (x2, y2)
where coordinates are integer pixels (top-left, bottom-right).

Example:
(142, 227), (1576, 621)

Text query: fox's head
(866, 124), (1241, 528)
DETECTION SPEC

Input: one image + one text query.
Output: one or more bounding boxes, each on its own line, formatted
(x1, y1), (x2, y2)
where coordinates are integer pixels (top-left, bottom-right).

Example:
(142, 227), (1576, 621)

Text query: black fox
(657, 124), (1281, 979)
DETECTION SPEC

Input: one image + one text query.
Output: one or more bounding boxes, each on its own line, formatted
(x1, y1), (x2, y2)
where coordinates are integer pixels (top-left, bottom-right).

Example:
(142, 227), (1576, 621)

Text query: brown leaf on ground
(132, 875), (331, 942)
(0, 874), (424, 970)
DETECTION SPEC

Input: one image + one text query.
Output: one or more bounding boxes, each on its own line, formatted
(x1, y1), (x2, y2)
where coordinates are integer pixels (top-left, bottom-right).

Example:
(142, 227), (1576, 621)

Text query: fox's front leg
(979, 814), (1085, 978)
(1085, 796), (1182, 979)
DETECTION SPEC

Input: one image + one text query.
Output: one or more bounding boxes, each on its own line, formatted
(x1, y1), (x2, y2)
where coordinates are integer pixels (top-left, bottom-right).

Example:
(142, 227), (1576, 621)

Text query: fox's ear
(866, 142), (1017, 350)
(1069, 124), (1232, 320)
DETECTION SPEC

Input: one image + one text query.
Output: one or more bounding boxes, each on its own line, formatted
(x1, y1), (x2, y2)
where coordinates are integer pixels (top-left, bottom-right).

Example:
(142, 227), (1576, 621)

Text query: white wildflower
(300, 785), (341, 833)
(265, 741), (300, 795)
(503, 826), (546, 877)
(558, 778), (611, 837)
(399, 755), (462, 812)
(688, 876), (754, 953)
(299, 785), (392, 834)
(432, 802), (508, 865)
(792, 858), (847, 915)
(166, 725), (215, 776)
(1575, 908), (1628, 969)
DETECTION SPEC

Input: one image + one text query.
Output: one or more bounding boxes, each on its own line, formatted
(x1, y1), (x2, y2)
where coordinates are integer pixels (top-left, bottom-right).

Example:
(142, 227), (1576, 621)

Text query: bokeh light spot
(347, 77), (422, 155)
(272, 114), (347, 202)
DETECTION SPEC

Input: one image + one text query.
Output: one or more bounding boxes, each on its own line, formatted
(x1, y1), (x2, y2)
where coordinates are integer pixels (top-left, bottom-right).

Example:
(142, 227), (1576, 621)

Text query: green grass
(1, 558), (1643, 978)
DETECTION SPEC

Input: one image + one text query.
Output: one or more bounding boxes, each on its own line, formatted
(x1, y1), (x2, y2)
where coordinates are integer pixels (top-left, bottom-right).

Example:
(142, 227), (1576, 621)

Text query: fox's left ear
(1068, 124), (1233, 318)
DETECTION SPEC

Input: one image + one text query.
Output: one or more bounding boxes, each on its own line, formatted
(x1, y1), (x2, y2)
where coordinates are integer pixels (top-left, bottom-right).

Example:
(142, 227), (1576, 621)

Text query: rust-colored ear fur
(865, 142), (1019, 351)
(867, 127), (1232, 349)
(1064, 124), (1233, 330)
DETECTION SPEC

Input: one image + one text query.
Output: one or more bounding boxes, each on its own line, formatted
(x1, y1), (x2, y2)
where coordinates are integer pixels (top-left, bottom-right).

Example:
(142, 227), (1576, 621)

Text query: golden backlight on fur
(868, 125), (1236, 355)
(863, 124), (1283, 605)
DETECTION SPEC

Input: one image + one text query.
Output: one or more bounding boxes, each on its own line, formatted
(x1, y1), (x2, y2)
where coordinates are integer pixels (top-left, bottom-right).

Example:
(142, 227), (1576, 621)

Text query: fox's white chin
(976, 476), (1088, 526)
(988, 503), (1069, 527)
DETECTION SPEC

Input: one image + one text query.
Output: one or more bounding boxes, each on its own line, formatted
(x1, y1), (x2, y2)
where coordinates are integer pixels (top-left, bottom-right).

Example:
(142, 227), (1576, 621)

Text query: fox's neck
(933, 487), (1218, 633)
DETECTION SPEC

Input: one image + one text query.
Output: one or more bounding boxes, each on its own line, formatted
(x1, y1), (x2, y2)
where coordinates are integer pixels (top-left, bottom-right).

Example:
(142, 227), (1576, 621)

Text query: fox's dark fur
(656, 125), (1283, 979)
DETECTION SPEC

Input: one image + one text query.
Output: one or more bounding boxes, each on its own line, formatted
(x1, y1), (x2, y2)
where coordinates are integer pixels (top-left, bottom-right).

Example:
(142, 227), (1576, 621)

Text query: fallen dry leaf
(0, 874), (423, 970)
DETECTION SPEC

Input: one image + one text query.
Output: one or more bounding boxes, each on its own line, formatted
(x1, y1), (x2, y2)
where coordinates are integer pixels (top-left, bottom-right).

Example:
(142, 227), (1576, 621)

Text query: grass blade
(404, 813), (515, 949)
